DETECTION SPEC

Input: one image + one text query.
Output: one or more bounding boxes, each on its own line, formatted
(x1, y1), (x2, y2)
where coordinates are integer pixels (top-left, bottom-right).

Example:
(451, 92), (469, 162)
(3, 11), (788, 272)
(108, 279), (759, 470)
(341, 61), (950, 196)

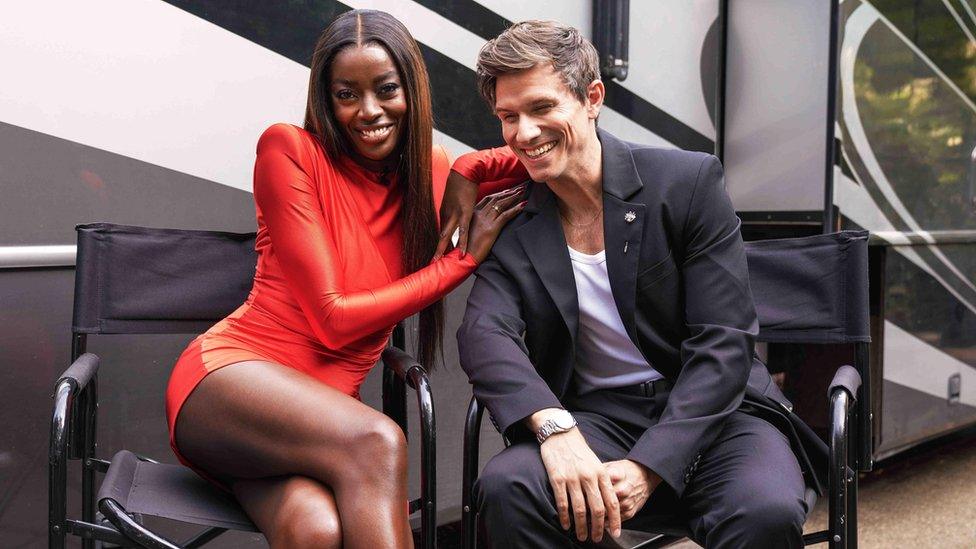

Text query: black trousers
(474, 382), (807, 548)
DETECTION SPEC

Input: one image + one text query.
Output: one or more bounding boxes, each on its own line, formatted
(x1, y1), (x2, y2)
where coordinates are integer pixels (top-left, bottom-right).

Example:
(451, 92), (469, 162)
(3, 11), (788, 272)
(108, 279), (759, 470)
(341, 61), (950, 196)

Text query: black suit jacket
(457, 129), (824, 498)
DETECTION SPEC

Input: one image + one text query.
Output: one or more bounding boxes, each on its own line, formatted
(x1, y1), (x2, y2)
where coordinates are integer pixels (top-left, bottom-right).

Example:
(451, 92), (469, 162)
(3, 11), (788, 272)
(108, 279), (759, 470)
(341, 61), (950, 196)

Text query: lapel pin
(624, 211), (637, 223)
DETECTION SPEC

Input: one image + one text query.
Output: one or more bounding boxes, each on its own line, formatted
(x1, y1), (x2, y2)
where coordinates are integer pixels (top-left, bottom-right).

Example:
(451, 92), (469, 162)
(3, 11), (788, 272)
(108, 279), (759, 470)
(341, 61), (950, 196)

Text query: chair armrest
(827, 364), (861, 547)
(50, 354), (102, 537)
(381, 346), (427, 391)
(50, 353), (101, 461)
(58, 353), (100, 392)
(828, 365), (862, 400)
(380, 347), (435, 440)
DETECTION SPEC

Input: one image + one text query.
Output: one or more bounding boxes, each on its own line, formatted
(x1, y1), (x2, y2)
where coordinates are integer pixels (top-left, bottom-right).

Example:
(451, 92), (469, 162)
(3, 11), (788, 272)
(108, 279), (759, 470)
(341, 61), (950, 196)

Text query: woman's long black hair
(304, 9), (444, 368)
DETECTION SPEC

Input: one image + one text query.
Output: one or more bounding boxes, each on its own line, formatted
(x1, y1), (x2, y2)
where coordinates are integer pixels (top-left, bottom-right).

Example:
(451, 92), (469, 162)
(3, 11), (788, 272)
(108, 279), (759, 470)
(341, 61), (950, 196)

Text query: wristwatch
(535, 410), (577, 444)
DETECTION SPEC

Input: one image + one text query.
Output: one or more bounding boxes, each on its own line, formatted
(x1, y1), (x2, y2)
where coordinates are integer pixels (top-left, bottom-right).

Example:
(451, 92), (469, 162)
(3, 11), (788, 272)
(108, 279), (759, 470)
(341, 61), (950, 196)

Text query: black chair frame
(461, 231), (873, 549)
(49, 223), (437, 549)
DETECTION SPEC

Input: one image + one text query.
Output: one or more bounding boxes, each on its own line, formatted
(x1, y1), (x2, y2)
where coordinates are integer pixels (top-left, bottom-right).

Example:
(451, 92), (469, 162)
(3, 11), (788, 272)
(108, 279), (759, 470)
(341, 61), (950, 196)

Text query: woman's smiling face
(329, 43), (407, 167)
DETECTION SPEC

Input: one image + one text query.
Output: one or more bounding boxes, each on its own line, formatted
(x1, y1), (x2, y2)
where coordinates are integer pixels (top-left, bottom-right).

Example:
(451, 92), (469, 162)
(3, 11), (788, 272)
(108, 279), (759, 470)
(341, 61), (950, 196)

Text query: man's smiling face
(493, 63), (602, 184)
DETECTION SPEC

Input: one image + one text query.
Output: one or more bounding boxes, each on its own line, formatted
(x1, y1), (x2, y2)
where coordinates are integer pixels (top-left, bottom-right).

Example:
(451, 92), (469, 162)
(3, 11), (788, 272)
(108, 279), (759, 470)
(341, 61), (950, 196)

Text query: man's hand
(434, 170), (479, 259)
(604, 460), (662, 521)
(531, 411), (621, 542)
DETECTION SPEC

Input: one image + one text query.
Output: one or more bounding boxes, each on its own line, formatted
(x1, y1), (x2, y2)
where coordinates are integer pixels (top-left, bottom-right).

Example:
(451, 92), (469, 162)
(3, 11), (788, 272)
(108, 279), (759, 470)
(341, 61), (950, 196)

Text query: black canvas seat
(462, 230), (872, 549)
(97, 450), (257, 532)
(50, 223), (438, 549)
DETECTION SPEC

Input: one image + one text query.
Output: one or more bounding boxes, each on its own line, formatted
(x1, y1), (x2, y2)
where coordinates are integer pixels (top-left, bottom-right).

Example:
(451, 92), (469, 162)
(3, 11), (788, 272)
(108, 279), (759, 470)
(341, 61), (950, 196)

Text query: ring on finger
(492, 205), (501, 213)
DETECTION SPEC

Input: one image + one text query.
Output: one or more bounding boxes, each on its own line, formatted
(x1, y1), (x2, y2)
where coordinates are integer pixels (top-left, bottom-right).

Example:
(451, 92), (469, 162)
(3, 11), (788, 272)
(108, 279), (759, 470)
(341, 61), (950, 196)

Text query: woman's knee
(267, 480), (343, 549)
(347, 414), (408, 479)
(273, 511), (342, 549)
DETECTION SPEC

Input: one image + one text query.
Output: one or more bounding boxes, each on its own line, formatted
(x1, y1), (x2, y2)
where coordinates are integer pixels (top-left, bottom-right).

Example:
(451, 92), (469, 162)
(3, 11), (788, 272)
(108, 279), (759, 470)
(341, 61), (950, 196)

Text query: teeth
(525, 141), (556, 158)
(360, 125), (393, 139)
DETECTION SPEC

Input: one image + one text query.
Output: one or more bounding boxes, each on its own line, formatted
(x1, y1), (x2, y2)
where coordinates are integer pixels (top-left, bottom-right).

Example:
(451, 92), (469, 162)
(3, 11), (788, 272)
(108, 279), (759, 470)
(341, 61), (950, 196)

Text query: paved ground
(670, 432), (976, 548)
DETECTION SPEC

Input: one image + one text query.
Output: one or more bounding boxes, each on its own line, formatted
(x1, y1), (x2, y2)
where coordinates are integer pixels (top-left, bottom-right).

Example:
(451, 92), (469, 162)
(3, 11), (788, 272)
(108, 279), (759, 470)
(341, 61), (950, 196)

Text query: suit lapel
(514, 129), (646, 353)
(517, 186), (579, 345)
(604, 195), (644, 344)
(599, 128), (646, 345)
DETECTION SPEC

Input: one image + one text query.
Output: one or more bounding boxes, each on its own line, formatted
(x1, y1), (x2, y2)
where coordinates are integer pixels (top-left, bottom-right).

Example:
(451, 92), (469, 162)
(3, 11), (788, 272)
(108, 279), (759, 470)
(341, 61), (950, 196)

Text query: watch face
(553, 411), (575, 429)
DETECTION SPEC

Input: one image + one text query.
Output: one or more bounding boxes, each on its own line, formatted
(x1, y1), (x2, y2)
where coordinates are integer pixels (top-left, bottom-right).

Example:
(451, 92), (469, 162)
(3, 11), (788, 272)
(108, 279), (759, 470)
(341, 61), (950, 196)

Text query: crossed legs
(174, 360), (413, 548)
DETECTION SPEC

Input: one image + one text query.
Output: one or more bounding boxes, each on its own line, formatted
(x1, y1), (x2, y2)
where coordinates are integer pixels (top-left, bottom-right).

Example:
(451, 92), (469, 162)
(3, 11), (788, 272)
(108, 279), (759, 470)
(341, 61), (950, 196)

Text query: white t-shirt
(568, 246), (663, 393)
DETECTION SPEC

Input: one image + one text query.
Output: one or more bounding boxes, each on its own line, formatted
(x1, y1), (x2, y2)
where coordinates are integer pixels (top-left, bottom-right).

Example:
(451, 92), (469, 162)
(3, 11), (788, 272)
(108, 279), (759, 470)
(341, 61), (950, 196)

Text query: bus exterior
(0, 1), (972, 545)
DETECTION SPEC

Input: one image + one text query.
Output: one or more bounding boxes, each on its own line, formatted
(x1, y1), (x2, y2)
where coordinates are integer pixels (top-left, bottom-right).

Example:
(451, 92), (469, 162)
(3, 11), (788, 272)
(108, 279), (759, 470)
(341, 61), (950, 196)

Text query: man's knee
(476, 450), (531, 510)
(738, 492), (806, 543)
(706, 489), (805, 548)
(695, 415), (807, 547)
(474, 445), (551, 522)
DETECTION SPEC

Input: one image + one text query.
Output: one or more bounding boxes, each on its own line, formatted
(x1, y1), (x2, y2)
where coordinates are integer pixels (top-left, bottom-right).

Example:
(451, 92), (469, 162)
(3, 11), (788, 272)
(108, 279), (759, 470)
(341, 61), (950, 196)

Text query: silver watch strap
(535, 414), (577, 444)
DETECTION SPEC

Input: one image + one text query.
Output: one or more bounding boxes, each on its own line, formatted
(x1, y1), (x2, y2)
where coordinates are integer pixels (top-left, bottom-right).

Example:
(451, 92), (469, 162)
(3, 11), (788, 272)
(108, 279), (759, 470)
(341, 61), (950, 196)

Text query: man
(455, 20), (824, 548)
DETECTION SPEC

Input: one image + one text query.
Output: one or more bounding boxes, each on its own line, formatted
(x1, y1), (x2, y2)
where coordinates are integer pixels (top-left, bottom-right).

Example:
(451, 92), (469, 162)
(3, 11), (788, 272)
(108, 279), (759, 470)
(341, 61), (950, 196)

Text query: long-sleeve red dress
(165, 123), (525, 475)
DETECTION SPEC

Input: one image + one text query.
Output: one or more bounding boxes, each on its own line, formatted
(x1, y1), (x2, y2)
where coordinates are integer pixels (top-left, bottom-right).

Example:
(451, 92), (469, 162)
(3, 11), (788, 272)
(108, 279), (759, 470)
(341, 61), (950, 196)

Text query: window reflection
(871, 0), (976, 106)
(854, 23), (976, 232)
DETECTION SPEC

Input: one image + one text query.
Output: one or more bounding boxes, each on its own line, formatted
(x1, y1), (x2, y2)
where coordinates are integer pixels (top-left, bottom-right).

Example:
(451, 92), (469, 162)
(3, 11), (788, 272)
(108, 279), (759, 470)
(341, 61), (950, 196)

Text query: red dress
(165, 124), (525, 473)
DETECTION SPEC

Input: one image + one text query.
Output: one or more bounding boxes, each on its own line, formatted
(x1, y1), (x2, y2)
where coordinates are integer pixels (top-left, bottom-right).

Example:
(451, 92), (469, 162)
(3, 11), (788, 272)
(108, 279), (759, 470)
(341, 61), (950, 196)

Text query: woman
(165, 10), (523, 548)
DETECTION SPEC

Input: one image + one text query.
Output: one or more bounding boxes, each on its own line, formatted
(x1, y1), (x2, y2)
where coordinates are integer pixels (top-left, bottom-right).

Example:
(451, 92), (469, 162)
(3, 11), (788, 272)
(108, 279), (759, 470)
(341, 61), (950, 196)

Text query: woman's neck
(349, 148), (401, 175)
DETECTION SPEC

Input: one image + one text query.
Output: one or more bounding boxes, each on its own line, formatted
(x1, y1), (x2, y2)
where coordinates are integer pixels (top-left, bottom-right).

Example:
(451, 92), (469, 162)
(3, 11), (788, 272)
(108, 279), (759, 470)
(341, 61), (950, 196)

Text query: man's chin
(525, 167), (552, 183)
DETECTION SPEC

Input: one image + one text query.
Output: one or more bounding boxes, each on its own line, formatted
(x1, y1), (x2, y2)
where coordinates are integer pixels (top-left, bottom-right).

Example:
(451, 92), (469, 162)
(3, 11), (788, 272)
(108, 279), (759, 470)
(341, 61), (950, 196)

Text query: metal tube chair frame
(461, 230), (873, 549)
(49, 223), (437, 549)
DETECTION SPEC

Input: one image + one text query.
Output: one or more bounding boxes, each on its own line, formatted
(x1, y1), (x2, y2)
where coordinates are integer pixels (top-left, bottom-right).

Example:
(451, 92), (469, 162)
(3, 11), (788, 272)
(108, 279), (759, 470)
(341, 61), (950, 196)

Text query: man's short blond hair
(476, 20), (601, 107)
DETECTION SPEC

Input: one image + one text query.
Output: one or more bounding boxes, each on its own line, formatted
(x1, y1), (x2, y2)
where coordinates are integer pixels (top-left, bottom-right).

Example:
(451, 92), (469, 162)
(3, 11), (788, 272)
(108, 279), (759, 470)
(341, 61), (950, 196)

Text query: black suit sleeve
(457, 252), (563, 436)
(626, 155), (757, 497)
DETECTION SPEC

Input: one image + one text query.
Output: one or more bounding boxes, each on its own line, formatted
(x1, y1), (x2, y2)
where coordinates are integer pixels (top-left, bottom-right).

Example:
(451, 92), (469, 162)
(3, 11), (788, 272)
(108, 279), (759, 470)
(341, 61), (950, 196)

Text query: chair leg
(408, 366), (437, 549)
(846, 458), (858, 549)
(82, 377), (99, 549)
(462, 396), (484, 549)
(382, 340), (437, 549)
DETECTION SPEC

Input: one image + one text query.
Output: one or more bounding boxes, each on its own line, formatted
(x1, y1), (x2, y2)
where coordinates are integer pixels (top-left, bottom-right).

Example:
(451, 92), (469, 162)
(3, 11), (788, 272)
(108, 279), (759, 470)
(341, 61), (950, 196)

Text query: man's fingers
(568, 481), (589, 541)
(550, 477), (571, 531)
(605, 462), (626, 482)
(584, 479), (606, 542)
(599, 472), (622, 538)
(613, 478), (632, 500)
(620, 499), (635, 521)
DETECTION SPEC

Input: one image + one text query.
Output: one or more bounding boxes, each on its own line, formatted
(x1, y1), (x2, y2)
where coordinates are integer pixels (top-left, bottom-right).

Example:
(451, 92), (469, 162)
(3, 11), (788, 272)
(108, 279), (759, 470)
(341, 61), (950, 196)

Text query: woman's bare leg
(233, 476), (341, 549)
(174, 360), (413, 549)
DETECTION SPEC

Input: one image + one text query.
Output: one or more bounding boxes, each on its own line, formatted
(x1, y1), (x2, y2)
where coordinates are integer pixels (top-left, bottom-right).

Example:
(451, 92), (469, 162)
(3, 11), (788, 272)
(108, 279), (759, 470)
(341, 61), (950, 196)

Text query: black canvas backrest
(72, 223), (257, 335)
(746, 230), (870, 344)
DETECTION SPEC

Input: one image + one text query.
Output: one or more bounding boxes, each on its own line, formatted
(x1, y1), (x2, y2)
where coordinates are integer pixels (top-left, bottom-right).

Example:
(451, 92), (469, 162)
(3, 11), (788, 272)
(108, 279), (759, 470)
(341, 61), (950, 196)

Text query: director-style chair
(462, 230), (872, 549)
(50, 222), (437, 548)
